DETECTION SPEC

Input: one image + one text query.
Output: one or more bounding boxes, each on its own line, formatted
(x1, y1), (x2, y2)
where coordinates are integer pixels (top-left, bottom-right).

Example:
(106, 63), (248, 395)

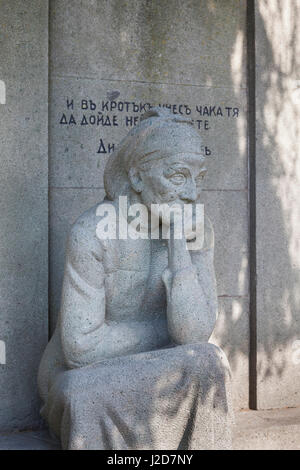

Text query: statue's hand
(167, 222), (193, 274)
(163, 222), (197, 304)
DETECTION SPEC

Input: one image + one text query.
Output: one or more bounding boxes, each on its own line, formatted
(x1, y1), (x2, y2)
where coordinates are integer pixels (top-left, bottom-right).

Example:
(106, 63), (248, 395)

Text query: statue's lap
(42, 343), (233, 450)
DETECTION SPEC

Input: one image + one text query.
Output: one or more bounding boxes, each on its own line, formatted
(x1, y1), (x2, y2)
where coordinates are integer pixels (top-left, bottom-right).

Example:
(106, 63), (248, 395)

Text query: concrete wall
(1, 0), (300, 433)
(49, 0), (249, 410)
(0, 0), (49, 431)
(255, 0), (300, 409)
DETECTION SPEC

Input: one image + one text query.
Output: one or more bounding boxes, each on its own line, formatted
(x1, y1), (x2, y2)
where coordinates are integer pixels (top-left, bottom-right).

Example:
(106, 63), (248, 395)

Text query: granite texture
(50, 0), (247, 87)
(40, 109), (234, 449)
(42, 344), (233, 450)
(0, 0), (49, 431)
(49, 78), (247, 191)
(255, 0), (300, 409)
(234, 407), (300, 450)
(211, 296), (249, 410)
(49, 1), (249, 411)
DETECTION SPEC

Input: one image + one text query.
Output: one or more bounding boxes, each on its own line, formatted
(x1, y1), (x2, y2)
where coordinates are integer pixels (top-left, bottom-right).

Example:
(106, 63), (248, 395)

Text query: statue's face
(134, 153), (207, 211)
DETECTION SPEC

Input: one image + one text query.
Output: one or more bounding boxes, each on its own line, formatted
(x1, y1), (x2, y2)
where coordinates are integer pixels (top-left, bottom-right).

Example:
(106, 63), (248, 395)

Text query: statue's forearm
(163, 235), (217, 344)
(163, 265), (217, 344)
(63, 317), (169, 369)
(64, 320), (142, 368)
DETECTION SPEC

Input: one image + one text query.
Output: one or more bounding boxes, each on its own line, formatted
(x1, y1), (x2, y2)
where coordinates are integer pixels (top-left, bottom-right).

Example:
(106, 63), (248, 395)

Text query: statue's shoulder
(68, 199), (114, 257)
(202, 214), (214, 252)
(70, 203), (99, 240)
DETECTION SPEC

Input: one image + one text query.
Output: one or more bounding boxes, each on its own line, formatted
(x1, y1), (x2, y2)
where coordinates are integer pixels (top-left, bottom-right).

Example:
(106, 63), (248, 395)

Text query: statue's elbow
(61, 331), (87, 369)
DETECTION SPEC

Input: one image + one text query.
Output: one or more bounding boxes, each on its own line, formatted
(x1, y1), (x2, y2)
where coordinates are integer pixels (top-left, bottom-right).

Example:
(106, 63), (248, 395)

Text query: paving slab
(233, 407), (300, 450)
(0, 430), (60, 450)
(2, 408), (300, 450)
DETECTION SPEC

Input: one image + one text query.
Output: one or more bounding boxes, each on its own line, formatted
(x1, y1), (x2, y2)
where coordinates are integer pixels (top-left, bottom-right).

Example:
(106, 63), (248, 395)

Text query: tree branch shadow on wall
(215, 0), (300, 406)
(251, 0), (300, 387)
(48, 0), (300, 416)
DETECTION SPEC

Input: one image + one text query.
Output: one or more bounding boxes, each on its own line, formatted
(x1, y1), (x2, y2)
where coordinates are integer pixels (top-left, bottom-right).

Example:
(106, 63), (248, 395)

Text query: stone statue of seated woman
(38, 108), (233, 450)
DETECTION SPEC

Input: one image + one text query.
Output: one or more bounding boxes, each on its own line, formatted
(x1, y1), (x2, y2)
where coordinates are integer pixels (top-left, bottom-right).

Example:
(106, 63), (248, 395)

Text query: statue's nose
(180, 180), (197, 203)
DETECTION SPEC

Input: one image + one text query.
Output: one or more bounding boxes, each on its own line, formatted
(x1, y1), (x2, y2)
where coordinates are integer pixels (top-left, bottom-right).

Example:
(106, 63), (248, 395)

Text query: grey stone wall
(49, 0), (249, 410)
(255, 0), (300, 409)
(0, 0), (49, 431)
(1, 0), (299, 432)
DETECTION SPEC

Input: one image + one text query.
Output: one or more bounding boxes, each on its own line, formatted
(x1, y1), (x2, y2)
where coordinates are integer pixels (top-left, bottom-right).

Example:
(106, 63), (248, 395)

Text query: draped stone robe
(38, 201), (233, 450)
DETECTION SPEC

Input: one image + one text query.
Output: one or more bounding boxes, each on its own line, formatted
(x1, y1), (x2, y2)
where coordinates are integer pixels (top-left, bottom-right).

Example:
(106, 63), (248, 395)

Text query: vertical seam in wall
(247, 0), (257, 410)
(47, 0), (51, 341)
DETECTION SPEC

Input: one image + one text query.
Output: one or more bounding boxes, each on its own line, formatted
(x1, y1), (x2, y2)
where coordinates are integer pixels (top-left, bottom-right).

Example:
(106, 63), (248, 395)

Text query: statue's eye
(169, 173), (186, 185)
(195, 170), (207, 184)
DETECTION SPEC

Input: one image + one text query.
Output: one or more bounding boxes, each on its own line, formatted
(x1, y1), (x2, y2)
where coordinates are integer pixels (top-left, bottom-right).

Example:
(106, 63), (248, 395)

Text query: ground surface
(1, 407), (300, 450)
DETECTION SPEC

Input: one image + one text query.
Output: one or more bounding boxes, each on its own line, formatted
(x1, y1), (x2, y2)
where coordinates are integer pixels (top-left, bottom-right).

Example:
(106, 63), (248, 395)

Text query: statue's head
(104, 107), (207, 212)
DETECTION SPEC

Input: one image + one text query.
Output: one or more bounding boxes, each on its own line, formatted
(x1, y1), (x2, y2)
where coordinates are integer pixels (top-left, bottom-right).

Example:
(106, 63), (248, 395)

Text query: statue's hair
(104, 107), (204, 200)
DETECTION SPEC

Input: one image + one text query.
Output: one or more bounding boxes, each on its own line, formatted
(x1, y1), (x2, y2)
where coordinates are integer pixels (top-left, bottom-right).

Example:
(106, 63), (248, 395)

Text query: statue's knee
(183, 342), (231, 383)
(206, 344), (231, 382)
